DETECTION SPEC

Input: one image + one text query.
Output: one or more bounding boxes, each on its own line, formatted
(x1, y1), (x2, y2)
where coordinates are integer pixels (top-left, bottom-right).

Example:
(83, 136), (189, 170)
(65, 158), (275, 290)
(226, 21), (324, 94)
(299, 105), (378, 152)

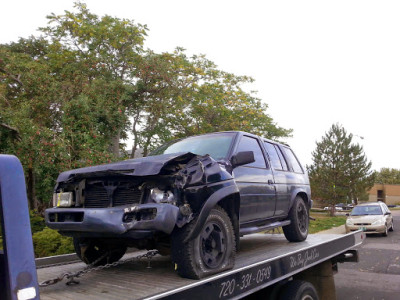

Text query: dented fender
(183, 183), (239, 243)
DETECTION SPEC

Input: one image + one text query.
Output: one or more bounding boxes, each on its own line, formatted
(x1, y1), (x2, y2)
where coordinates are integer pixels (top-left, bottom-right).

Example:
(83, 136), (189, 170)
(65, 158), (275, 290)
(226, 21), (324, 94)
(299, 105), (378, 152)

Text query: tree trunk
(130, 118), (139, 159)
(330, 205), (335, 217)
(26, 167), (36, 210)
(110, 130), (121, 157)
(130, 144), (137, 159)
(142, 135), (152, 157)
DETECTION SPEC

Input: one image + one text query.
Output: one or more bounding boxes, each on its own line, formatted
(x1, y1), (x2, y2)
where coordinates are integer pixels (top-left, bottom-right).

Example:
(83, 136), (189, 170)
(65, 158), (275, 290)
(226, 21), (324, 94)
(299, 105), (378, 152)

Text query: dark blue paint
(0, 155), (39, 300)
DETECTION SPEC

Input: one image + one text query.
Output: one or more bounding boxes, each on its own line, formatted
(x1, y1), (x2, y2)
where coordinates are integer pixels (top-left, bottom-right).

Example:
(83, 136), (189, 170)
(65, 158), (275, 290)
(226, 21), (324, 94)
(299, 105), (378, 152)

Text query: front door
(232, 135), (276, 224)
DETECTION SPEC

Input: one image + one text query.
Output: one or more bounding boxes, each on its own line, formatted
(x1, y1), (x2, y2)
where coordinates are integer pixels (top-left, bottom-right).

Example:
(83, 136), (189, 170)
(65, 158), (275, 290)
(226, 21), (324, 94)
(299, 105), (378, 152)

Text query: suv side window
(281, 147), (304, 173)
(264, 142), (288, 171)
(236, 136), (266, 168)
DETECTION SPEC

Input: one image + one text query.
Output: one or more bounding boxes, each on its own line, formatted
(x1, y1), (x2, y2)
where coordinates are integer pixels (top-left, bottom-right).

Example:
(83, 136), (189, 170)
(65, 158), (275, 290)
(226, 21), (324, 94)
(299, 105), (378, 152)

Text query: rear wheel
(73, 238), (127, 266)
(278, 280), (319, 300)
(171, 206), (235, 279)
(283, 196), (309, 242)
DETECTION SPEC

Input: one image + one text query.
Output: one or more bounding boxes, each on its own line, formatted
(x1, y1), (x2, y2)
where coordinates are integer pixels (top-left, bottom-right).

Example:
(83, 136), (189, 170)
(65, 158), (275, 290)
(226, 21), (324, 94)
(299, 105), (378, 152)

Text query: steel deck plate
(37, 232), (363, 299)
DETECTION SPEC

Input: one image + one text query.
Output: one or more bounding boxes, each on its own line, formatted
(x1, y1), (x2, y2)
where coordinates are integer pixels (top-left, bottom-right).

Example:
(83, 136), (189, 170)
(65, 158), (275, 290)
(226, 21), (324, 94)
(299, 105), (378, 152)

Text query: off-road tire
(171, 206), (235, 279)
(283, 196), (309, 242)
(278, 280), (319, 300)
(73, 238), (127, 266)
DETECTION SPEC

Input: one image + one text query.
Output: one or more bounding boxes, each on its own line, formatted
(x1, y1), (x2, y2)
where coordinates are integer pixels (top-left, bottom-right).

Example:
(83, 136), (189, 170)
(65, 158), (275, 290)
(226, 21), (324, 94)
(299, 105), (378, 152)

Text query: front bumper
(345, 224), (386, 234)
(45, 203), (179, 238)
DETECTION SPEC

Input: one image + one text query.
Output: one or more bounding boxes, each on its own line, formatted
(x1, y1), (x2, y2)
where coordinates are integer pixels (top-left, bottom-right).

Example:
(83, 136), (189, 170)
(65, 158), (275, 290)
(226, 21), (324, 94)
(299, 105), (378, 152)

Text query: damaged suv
(45, 131), (311, 279)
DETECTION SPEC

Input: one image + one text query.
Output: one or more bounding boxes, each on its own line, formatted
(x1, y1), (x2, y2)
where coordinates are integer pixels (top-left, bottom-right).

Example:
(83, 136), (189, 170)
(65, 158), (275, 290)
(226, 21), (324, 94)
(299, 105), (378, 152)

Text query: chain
(39, 250), (159, 287)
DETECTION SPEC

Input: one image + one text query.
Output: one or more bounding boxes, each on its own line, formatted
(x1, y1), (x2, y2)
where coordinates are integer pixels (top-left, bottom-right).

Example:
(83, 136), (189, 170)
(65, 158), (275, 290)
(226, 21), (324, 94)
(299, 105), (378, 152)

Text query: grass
(309, 212), (347, 234)
(263, 211), (347, 235)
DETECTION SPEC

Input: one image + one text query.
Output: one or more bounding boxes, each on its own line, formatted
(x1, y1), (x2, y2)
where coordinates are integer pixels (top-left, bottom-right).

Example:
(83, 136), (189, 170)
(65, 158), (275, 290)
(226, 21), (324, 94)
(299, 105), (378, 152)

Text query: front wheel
(73, 238), (127, 266)
(283, 196), (309, 242)
(383, 225), (388, 237)
(171, 206), (236, 279)
(389, 221), (394, 232)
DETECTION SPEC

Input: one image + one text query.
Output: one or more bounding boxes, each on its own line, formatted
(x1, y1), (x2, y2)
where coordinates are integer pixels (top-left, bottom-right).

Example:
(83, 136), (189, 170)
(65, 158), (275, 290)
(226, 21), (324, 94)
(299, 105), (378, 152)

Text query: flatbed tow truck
(0, 155), (364, 300)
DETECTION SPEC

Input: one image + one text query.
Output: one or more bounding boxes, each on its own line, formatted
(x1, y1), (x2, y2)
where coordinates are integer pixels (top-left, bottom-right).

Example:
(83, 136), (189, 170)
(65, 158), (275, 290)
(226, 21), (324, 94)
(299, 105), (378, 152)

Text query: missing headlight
(150, 188), (175, 204)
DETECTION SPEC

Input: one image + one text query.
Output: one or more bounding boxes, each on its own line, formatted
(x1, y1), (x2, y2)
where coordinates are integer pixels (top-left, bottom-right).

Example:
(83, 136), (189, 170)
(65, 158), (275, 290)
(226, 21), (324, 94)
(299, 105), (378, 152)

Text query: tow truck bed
(37, 232), (363, 299)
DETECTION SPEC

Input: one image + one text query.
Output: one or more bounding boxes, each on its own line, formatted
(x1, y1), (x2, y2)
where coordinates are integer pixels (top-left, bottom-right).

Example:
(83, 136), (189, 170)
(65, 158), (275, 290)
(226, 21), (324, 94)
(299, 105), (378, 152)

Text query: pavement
(334, 210), (400, 300)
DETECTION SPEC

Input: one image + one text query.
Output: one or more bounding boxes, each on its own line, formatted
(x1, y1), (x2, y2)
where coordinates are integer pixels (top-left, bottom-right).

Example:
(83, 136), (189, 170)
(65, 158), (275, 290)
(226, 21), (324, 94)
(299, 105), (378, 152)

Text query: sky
(2, 0), (400, 171)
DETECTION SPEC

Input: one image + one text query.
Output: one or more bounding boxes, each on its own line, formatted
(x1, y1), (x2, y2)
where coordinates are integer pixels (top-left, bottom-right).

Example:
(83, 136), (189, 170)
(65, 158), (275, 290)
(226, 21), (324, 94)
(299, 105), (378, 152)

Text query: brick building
(368, 184), (400, 206)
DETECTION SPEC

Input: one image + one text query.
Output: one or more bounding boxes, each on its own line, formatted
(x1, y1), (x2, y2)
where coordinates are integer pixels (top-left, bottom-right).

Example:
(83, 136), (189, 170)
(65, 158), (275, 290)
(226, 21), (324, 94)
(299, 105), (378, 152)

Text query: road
(335, 210), (400, 300)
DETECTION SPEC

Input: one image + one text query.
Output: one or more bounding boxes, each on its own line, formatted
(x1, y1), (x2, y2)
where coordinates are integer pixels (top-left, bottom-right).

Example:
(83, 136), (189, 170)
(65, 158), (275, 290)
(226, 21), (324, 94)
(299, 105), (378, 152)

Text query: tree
(38, 2), (292, 157)
(41, 1), (148, 156)
(0, 44), (118, 210)
(0, 2), (292, 210)
(308, 124), (374, 214)
(127, 49), (292, 156)
(375, 168), (400, 184)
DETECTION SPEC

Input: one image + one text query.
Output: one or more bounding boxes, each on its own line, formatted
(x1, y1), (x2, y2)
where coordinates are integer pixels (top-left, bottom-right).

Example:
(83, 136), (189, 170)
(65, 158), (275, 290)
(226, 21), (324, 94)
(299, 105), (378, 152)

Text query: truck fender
(289, 188), (311, 209)
(182, 184), (239, 243)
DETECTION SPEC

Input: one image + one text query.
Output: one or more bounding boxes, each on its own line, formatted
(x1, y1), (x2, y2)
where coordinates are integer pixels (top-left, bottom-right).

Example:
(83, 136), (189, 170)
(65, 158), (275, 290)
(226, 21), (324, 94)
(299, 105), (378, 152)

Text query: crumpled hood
(57, 152), (197, 183)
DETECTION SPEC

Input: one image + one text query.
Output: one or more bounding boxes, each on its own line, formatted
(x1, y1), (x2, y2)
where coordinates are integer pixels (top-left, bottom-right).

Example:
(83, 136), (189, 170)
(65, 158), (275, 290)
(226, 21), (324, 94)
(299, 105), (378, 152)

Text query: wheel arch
(182, 184), (240, 243)
(217, 193), (240, 248)
(290, 188), (311, 210)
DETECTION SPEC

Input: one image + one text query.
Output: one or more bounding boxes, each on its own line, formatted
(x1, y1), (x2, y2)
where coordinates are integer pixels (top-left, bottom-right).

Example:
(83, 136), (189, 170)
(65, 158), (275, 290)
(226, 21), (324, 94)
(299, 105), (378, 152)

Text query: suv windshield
(351, 205), (383, 216)
(150, 133), (235, 160)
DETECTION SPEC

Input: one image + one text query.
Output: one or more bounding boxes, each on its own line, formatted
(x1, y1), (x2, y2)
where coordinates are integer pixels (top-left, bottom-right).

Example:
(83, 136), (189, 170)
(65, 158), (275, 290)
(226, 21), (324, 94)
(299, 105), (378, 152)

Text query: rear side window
(281, 147), (304, 173)
(236, 136), (266, 168)
(264, 142), (288, 171)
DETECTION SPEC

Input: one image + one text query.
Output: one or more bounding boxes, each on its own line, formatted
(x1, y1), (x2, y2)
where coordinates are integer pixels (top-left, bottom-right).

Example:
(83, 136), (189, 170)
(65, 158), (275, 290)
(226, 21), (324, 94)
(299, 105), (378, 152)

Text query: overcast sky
(2, 0), (400, 170)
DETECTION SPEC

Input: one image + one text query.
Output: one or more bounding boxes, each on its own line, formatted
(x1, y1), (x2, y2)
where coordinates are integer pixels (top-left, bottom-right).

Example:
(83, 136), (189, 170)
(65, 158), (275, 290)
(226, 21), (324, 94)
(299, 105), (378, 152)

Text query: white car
(345, 202), (394, 236)
(323, 206), (343, 211)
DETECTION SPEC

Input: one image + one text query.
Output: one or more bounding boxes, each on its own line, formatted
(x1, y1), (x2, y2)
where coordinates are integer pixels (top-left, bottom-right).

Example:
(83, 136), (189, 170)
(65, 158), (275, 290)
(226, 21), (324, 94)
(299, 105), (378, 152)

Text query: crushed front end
(45, 152), (233, 241)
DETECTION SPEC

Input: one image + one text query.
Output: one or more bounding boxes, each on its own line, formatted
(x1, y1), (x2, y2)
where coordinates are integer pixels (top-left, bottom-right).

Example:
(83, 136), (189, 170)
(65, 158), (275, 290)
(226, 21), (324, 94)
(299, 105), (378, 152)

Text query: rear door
(263, 141), (291, 216)
(232, 135), (276, 223)
(279, 145), (308, 214)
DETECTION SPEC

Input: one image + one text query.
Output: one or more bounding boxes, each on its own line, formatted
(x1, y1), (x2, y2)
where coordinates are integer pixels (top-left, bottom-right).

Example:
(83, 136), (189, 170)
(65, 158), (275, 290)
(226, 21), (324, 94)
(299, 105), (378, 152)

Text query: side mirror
(230, 151), (255, 168)
(385, 212), (391, 216)
(345, 213), (350, 217)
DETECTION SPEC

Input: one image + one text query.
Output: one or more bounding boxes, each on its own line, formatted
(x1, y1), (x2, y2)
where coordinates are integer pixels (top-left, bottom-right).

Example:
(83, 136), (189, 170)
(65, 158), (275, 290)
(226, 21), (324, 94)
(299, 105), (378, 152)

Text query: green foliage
(32, 227), (74, 257)
(308, 213), (346, 233)
(128, 49), (292, 156)
(375, 168), (400, 184)
(29, 210), (45, 234)
(308, 124), (374, 212)
(0, 211), (46, 251)
(0, 1), (291, 211)
(41, 1), (147, 157)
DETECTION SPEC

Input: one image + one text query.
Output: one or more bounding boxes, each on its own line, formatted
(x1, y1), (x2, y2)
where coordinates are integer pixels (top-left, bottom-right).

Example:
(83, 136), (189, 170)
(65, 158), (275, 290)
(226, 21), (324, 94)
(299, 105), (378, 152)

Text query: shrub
(29, 210), (46, 234)
(0, 210), (45, 251)
(32, 227), (74, 257)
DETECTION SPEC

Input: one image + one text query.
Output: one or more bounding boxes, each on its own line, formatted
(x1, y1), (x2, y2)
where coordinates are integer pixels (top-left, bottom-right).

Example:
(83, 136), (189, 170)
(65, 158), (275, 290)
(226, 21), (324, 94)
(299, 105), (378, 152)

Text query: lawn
(263, 212), (347, 235)
(309, 212), (347, 233)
